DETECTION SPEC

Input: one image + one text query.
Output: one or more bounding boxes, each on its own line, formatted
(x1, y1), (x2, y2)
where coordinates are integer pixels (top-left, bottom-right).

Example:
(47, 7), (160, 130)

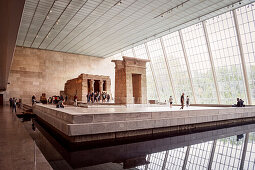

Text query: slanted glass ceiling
(110, 2), (255, 105)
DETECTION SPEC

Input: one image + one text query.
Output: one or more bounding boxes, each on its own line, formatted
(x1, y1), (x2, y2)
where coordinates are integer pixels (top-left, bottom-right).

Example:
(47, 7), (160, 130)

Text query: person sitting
(233, 98), (241, 107)
(56, 99), (65, 108)
(240, 99), (245, 107)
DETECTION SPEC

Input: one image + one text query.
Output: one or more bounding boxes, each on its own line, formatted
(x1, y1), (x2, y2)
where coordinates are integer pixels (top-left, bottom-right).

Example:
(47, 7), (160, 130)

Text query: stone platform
(33, 104), (255, 143)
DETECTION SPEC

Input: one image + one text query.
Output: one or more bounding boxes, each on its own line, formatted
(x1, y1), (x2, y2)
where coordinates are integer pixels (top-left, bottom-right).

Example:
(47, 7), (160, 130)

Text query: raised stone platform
(33, 104), (255, 143)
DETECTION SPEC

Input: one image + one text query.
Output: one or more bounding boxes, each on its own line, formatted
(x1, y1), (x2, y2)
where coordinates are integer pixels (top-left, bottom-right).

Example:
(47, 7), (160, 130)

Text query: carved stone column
(90, 79), (94, 93)
(99, 80), (103, 100)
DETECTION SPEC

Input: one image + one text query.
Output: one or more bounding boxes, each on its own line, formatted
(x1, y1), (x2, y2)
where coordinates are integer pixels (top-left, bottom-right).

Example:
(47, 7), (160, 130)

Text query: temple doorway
(94, 80), (100, 92)
(103, 80), (106, 91)
(132, 74), (142, 104)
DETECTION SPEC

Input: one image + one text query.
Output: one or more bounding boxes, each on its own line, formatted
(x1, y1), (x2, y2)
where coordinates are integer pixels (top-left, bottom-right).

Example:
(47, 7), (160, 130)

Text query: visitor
(57, 99), (65, 108)
(102, 92), (106, 103)
(74, 94), (77, 107)
(233, 98), (241, 107)
(9, 98), (13, 108)
(65, 95), (68, 102)
(180, 93), (184, 110)
(48, 97), (52, 104)
(240, 99), (244, 107)
(107, 93), (110, 102)
(32, 95), (36, 105)
(90, 92), (94, 103)
(94, 92), (98, 103)
(169, 96), (173, 108)
(12, 97), (17, 113)
(98, 92), (101, 102)
(186, 96), (190, 107)
(60, 95), (64, 101)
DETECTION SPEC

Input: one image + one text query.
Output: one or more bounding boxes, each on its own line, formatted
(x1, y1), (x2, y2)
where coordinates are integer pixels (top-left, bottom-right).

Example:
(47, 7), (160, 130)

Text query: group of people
(86, 91), (110, 103)
(168, 93), (190, 109)
(233, 98), (245, 107)
(9, 97), (18, 113)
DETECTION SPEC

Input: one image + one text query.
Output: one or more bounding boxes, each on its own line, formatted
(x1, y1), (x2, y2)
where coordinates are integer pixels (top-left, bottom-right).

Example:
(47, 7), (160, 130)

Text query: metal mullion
(182, 146), (190, 170)
(161, 151), (169, 170)
(160, 37), (177, 103)
(208, 140), (217, 170)
(202, 21), (221, 104)
(132, 48), (136, 57)
(233, 9), (252, 104)
(178, 30), (196, 104)
(145, 43), (160, 101)
(240, 133), (249, 170)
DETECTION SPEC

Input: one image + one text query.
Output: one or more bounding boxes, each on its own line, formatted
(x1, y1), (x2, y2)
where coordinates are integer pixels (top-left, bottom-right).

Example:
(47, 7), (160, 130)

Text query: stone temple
(64, 73), (111, 103)
(2, 0), (255, 169)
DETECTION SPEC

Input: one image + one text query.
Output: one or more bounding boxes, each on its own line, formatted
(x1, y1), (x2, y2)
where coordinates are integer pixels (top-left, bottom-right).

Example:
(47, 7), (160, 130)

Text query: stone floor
(0, 106), (52, 170)
(40, 104), (227, 115)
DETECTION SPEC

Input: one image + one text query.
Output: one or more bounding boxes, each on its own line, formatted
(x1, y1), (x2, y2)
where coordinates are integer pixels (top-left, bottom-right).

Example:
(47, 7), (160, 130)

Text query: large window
(147, 39), (174, 102)
(162, 32), (192, 104)
(236, 3), (255, 104)
(182, 24), (217, 104)
(205, 11), (247, 104)
(122, 49), (134, 57)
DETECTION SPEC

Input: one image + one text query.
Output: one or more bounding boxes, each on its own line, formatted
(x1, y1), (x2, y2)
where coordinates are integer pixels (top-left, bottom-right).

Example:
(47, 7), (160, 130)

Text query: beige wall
(5, 47), (115, 104)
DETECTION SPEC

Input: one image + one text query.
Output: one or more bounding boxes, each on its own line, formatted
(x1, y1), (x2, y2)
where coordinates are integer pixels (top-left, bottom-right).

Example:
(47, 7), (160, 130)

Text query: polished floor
(0, 106), (52, 170)
(39, 104), (228, 115)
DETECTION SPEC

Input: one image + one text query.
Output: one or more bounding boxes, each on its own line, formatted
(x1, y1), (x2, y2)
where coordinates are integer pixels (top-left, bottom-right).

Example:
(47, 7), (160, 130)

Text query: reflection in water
(23, 119), (255, 170)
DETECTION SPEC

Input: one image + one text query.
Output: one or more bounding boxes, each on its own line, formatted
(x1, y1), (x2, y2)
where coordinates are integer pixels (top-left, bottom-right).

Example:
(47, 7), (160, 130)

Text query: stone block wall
(5, 47), (115, 104)
(64, 77), (83, 102)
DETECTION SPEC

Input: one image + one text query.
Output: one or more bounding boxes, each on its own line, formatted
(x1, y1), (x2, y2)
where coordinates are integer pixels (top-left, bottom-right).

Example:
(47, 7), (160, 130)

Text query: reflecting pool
(23, 119), (255, 170)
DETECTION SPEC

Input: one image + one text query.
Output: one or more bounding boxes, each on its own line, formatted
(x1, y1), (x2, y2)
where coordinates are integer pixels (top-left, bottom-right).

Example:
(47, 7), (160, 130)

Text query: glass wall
(109, 2), (255, 105)
(205, 11), (247, 104)
(162, 32), (193, 104)
(182, 24), (217, 104)
(146, 39), (174, 102)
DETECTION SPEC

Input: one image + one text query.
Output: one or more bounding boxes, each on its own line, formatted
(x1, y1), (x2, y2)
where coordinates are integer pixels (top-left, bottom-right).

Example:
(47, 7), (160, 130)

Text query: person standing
(180, 93), (184, 109)
(74, 94), (78, 107)
(32, 95), (36, 105)
(186, 96), (190, 107)
(9, 98), (13, 108)
(169, 96), (173, 108)
(12, 98), (17, 113)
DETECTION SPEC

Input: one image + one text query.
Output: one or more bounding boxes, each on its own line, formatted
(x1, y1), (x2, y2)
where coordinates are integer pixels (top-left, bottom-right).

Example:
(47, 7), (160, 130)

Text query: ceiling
(16, 0), (251, 58)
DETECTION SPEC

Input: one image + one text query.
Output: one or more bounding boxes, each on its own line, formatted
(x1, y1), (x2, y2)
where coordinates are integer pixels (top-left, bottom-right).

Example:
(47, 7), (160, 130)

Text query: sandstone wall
(5, 47), (115, 104)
